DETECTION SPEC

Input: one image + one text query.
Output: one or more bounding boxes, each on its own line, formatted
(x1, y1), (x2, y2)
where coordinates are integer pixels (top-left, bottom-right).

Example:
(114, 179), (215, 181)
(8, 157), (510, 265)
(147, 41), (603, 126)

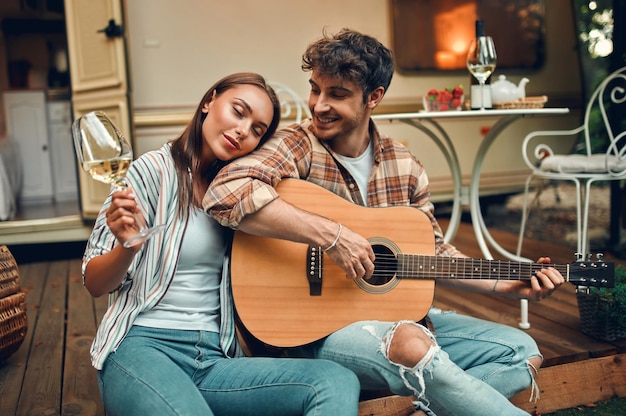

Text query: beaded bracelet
(323, 223), (343, 252)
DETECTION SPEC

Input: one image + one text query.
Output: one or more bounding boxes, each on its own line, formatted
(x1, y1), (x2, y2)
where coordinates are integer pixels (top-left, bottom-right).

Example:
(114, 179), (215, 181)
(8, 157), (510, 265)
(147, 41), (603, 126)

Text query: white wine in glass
(466, 36), (497, 110)
(72, 111), (165, 248)
(83, 158), (132, 186)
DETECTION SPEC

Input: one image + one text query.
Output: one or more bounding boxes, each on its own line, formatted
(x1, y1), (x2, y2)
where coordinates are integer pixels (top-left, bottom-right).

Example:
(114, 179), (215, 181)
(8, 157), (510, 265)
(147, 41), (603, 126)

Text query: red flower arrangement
(423, 86), (464, 111)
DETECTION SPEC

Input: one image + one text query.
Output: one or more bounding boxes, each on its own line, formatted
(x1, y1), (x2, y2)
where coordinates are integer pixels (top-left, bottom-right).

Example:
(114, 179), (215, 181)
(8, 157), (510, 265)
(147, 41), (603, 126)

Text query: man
(204, 28), (564, 415)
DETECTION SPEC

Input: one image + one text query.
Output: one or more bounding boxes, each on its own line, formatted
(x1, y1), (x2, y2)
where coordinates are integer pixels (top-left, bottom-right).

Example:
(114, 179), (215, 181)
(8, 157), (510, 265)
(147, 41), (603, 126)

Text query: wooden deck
(1, 219), (626, 416)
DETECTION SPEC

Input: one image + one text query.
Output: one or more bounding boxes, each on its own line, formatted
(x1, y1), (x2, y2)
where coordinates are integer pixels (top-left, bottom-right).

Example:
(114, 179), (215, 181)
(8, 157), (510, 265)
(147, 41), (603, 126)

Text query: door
(3, 91), (54, 203)
(64, 0), (132, 219)
(47, 100), (78, 201)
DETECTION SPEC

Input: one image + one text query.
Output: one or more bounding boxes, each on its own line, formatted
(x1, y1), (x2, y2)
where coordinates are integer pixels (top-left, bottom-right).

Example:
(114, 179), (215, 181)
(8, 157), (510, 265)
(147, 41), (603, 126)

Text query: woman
(82, 73), (360, 416)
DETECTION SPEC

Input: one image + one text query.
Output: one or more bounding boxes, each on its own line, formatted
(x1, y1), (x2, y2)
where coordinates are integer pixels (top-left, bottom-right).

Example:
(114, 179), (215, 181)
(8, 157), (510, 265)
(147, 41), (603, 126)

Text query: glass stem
(112, 182), (149, 236)
(479, 80), (486, 111)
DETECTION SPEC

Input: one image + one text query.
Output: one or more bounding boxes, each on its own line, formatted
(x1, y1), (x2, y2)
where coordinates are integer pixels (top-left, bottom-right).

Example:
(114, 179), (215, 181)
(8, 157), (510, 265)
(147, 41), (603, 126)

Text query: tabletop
(372, 107), (570, 121)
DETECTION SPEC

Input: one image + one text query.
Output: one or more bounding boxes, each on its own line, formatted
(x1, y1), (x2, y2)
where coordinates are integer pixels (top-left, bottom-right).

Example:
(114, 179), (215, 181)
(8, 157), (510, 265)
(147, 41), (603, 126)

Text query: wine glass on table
(72, 111), (166, 248)
(466, 36), (497, 111)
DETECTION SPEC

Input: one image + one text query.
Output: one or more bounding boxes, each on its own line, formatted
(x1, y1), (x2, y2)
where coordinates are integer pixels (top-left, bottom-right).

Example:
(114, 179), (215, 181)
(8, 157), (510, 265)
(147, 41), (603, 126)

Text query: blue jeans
(295, 310), (541, 416)
(98, 326), (360, 416)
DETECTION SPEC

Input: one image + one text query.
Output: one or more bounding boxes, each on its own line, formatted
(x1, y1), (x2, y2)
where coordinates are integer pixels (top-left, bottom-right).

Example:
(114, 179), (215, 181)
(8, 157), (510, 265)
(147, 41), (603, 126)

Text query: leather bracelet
(323, 223), (343, 252)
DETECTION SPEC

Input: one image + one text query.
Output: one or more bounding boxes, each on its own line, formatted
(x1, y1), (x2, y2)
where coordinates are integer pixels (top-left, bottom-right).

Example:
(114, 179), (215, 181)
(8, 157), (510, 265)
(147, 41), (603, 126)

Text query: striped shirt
(84, 144), (243, 370)
(204, 118), (459, 258)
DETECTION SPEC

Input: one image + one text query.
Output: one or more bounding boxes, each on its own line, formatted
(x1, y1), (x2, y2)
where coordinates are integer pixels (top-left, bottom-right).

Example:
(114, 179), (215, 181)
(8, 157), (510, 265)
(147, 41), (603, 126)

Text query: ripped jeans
(293, 309), (540, 416)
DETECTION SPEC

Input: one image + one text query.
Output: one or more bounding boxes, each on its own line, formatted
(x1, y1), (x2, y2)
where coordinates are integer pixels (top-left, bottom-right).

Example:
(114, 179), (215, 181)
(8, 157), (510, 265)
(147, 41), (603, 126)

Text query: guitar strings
(355, 253), (568, 281)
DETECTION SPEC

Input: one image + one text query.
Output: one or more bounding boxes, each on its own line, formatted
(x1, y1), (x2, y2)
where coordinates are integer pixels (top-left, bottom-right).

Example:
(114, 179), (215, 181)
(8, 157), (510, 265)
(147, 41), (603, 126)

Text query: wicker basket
(0, 246), (20, 299)
(492, 95), (548, 109)
(0, 245), (27, 363)
(576, 292), (626, 342)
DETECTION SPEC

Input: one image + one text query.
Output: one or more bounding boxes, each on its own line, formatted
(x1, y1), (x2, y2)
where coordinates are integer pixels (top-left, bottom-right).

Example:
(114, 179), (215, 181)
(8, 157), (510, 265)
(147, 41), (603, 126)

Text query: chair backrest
(268, 82), (311, 124)
(581, 65), (626, 174)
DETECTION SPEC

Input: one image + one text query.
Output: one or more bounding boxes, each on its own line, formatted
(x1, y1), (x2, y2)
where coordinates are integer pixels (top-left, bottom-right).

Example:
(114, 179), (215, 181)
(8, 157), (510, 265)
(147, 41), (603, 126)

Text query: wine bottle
(470, 19), (493, 109)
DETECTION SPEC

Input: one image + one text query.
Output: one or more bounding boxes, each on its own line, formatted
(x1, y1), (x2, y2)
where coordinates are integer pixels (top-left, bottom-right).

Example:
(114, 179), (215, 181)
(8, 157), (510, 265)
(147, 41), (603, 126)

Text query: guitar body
(231, 179), (437, 347)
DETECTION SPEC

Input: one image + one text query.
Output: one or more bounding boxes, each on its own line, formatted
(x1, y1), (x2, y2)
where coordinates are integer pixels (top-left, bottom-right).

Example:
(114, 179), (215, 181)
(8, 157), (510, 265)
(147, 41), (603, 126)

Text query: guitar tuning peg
(586, 253), (592, 261)
(575, 252), (583, 261)
(596, 253), (604, 261)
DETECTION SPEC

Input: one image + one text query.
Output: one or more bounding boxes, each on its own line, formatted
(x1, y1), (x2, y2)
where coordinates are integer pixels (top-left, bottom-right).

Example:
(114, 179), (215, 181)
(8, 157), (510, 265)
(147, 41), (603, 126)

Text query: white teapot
(491, 74), (529, 103)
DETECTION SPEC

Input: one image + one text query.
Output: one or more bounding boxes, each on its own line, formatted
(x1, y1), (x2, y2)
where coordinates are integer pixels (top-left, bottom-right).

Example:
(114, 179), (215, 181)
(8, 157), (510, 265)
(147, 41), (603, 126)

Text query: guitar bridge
(307, 246), (323, 296)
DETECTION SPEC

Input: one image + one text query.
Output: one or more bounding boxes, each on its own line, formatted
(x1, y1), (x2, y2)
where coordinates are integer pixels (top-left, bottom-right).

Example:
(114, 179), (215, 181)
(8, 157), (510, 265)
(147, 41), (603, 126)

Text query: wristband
(323, 223), (343, 252)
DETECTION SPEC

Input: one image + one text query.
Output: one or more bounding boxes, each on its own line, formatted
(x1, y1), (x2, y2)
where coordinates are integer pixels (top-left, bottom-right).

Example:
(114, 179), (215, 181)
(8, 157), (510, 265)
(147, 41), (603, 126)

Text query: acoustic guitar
(231, 179), (614, 348)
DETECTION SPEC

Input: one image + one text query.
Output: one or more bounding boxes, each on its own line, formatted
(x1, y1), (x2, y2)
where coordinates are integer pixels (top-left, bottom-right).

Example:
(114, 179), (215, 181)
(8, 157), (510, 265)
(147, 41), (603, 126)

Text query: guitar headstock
(568, 259), (614, 288)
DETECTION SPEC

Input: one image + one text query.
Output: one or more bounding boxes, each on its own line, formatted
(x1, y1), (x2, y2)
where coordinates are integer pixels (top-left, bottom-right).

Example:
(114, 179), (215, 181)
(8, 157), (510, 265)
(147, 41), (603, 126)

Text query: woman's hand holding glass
(72, 111), (165, 247)
(104, 188), (147, 248)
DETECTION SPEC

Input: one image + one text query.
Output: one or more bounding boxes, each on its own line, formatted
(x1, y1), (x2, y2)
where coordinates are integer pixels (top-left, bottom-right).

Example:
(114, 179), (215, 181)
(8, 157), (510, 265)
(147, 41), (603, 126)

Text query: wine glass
(466, 36), (497, 110)
(72, 111), (166, 248)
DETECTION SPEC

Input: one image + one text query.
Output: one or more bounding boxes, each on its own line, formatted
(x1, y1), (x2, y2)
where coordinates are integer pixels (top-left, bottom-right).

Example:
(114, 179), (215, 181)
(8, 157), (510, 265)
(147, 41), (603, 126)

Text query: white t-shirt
(134, 207), (226, 332)
(334, 140), (374, 205)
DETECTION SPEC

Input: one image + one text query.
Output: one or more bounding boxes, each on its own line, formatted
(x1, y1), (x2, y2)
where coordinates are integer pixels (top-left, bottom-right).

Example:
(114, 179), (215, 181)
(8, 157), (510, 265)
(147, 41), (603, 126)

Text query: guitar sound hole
(364, 244), (397, 286)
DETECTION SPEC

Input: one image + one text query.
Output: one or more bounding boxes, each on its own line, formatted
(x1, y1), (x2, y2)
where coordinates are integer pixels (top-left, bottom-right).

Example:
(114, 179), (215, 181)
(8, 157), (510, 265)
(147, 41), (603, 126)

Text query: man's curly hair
(302, 28), (395, 102)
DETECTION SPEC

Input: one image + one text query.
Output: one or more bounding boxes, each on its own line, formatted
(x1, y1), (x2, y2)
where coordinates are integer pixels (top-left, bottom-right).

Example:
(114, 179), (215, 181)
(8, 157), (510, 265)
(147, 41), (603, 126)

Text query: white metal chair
(268, 81), (311, 124)
(517, 65), (626, 258)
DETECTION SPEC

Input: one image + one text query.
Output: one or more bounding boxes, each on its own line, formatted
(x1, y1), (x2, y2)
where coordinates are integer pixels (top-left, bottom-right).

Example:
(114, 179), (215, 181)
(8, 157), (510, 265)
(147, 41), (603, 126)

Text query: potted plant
(577, 264), (626, 342)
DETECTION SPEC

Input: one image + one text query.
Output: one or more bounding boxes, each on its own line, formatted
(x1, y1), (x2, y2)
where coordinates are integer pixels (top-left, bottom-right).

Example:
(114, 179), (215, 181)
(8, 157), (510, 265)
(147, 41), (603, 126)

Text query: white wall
(126, 0), (392, 109)
(126, 0), (582, 199)
(126, 0), (580, 108)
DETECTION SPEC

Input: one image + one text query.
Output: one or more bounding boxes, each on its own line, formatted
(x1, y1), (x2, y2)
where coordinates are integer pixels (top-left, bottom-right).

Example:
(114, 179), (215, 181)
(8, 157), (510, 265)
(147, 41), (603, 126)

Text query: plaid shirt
(204, 118), (459, 257)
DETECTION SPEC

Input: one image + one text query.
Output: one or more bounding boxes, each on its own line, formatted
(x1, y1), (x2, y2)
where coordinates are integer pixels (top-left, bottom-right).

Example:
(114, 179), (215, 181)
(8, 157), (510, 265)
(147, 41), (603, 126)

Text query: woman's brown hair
(170, 72), (280, 214)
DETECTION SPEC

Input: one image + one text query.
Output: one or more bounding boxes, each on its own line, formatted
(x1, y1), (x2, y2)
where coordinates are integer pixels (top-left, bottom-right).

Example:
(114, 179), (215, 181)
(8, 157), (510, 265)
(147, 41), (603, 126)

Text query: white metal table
(373, 108), (570, 254)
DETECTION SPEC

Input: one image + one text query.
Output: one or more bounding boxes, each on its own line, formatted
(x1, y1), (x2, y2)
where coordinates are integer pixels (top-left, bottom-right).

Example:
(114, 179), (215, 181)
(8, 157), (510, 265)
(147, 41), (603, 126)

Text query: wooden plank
(510, 353), (626, 414)
(62, 258), (104, 416)
(528, 284), (582, 318)
(0, 261), (47, 415)
(447, 218), (582, 265)
(434, 286), (522, 324)
(16, 261), (67, 416)
(358, 354), (626, 416)
(358, 395), (416, 416)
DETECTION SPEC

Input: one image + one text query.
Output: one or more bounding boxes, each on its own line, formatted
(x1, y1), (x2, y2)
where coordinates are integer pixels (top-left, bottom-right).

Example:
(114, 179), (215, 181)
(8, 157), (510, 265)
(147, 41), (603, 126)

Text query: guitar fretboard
(397, 255), (569, 281)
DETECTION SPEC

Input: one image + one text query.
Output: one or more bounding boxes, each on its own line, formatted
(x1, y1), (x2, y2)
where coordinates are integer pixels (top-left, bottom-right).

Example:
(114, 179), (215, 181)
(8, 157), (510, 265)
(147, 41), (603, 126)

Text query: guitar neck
(398, 255), (568, 281)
